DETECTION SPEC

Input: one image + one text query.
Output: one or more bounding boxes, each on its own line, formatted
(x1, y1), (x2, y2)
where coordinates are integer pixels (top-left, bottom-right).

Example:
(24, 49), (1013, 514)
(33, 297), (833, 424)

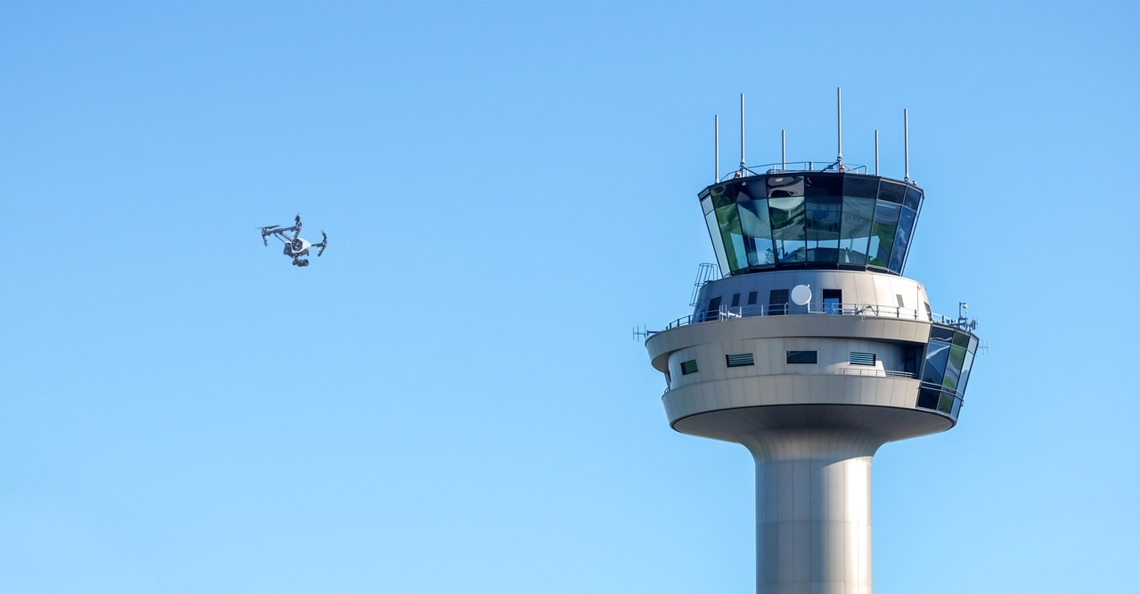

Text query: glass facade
(916, 324), (979, 420)
(701, 173), (923, 276)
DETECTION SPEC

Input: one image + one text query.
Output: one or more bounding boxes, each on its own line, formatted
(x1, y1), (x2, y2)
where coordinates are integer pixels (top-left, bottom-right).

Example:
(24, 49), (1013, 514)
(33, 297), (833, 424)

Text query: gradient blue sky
(1, 2), (1137, 593)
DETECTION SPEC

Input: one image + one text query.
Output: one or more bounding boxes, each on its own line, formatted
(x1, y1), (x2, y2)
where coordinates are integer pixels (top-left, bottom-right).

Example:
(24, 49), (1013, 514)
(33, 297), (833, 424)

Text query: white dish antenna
(791, 284), (812, 306)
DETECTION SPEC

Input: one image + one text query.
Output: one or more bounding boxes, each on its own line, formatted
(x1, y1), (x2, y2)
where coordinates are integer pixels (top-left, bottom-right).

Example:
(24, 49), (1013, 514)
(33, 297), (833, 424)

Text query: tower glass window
(699, 173), (924, 276)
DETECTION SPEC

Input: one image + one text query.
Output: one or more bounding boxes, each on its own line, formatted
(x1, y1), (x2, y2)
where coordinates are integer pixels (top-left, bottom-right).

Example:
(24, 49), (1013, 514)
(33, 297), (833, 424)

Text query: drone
(259, 215), (327, 267)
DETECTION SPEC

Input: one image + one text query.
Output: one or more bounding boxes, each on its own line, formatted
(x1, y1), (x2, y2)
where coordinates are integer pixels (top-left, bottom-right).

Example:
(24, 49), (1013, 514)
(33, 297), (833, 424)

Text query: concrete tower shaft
(644, 170), (980, 593)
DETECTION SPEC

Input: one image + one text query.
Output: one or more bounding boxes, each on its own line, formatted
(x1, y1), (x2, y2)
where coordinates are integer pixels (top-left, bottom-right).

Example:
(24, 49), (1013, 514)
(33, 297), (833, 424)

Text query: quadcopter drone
(259, 215), (327, 267)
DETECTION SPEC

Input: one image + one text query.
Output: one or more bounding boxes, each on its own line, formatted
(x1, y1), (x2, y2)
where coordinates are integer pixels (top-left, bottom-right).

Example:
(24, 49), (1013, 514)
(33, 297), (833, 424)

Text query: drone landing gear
(293, 259), (309, 267)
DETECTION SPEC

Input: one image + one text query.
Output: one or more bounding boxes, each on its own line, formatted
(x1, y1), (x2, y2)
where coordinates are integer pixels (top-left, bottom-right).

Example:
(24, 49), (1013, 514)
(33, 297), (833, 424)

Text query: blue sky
(1, 2), (1137, 593)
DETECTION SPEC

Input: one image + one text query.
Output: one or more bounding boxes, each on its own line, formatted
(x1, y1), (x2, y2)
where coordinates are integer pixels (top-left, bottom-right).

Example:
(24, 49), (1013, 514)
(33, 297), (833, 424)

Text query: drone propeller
(317, 231), (328, 257)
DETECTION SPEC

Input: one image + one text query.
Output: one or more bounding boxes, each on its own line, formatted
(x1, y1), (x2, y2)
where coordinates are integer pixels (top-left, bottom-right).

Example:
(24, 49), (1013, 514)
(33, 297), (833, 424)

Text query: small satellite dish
(791, 284), (812, 306)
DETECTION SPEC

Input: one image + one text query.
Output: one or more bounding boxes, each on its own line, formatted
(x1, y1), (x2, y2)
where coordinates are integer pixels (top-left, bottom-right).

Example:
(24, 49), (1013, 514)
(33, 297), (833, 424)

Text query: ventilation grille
(680, 360), (699, 375)
(850, 352), (876, 366)
(726, 353), (754, 367)
(786, 351), (817, 364)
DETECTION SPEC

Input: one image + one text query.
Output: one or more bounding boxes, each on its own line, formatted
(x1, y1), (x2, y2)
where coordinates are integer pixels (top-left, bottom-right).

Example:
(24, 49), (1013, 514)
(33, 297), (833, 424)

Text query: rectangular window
(896, 294), (905, 308)
(705, 297), (721, 322)
(726, 353), (754, 367)
(747, 291), (758, 305)
(731, 293), (740, 307)
(850, 352), (876, 366)
(823, 289), (841, 314)
(681, 360), (699, 375)
(786, 351), (817, 364)
(769, 289), (789, 316)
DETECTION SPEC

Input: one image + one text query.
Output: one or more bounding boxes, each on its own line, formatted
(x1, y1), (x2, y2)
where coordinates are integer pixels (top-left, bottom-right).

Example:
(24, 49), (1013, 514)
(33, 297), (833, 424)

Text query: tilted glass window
(879, 180), (907, 203)
(769, 197), (807, 263)
(739, 200), (775, 266)
(704, 210), (729, 276)
(888, 206), (917, 273)
(769, 290), (789, 316)
(869, 201), (901, 268)
(806, 194), (842, 263)
(839, 197), (875, 265)
(715, 204), (748, 272)
(843, 175), (880, 199)
(921, 341), (950, 386)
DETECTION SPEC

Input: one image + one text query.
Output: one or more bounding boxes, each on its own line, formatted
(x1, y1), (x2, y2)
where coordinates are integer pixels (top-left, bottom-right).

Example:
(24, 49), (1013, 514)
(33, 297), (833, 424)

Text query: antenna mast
(836, 87), (843, 166)
(715, 115), (719, 183)
(904, 108), (910, 181)
(781, 130), (786, 171)
(874, 130), (879, 175)
(739, 93), (746, 170)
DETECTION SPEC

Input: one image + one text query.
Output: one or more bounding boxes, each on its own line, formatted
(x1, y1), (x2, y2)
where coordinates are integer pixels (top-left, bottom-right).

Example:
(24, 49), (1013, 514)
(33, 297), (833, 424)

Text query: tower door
(823, 289), (841, 314)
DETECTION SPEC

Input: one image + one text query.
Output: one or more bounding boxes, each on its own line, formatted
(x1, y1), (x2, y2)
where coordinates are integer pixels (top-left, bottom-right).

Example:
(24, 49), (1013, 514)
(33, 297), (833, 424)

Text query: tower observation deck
(642, 101), (979, 594)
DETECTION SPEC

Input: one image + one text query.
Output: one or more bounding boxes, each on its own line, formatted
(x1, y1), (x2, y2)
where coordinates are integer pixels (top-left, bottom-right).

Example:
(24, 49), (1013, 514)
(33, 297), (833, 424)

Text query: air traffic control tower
(642, 94), (979, 594)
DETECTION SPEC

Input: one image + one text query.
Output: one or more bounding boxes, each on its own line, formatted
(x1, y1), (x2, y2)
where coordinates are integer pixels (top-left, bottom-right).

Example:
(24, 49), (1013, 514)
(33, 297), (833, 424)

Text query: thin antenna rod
(874, 130), (879, 175)
(781, 130), (786, 170)
(904, 109), (910, 181)
(739, 93), (746, 170)
(836, 87), (843, 164)
(715, 115), (719, 183)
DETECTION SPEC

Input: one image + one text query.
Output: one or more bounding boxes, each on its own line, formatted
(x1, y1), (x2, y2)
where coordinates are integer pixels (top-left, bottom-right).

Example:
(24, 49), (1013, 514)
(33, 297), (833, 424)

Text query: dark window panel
(681, 360), (699, 375)
(804, 174), (844, 197)
(878, 180), (907, 203)
(731, 293), (740, 307)
(917, 388), (941, 410)
(903, 186), (923, 210)
(842, 175), (880, 199)
(765, 175), (804, 197)
(930, 326), (955, 343)
(786, 351), (818, 364)
(769, 290), (789, 316)
(748, 291), (758, 305)
(704, 297), (722, 322)
(850, 352), (876, 366)
(953, 332), (971, 349)
(937, 393), (955, 414)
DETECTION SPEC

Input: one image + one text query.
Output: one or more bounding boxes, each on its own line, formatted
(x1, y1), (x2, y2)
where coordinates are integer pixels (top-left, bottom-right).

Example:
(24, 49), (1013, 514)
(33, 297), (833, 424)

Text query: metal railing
(837, 368), (915, 379)
(663, 301), (938, 331)
(718, 160), (869, 182)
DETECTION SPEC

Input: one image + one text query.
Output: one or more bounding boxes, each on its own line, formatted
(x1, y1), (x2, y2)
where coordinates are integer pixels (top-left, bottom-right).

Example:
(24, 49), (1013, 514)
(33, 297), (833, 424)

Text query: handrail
(718, 160), (870, 182)
(659, 301), (974, 333)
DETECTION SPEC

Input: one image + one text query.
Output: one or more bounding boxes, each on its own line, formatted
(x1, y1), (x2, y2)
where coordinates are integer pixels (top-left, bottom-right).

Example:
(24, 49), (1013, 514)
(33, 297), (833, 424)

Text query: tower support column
(745, 430), (884, 594)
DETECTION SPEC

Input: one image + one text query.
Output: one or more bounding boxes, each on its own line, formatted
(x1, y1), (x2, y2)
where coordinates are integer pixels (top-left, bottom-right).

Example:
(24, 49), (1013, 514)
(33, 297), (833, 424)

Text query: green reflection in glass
(710, 184), (734, 208)
(869, 201), (901, 268)
(739, 201), (775, 266)
(953, 332), (970, 348)
(769, 197), (806, 263)
(806, 195), (841, 263)
(715, 204), (748, 272)
(937, 393), (954, 414)
(839, 197), (874, 265)
(705, 210), (729, 276)
(943, 344), (966, 391)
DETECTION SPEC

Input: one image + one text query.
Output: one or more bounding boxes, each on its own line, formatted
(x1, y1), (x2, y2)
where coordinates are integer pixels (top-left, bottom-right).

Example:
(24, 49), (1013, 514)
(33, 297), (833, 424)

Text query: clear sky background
(1, 2), (1137, 593)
